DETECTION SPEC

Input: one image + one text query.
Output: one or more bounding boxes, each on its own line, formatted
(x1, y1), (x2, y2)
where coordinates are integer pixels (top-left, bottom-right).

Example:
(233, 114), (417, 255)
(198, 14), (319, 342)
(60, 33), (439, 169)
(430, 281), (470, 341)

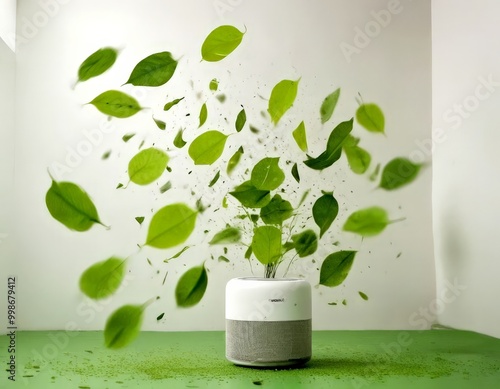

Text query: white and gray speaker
(225, 277), (312, 367)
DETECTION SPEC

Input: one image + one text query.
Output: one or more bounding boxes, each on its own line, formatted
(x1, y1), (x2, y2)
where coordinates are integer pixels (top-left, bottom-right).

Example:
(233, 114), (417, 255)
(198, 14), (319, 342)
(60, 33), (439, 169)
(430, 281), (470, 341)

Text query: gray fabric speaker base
(226, 319), (312, 367)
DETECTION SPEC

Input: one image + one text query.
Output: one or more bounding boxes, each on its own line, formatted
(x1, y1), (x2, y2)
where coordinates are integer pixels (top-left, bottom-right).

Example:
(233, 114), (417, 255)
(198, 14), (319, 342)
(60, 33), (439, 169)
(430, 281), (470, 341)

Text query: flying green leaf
(88, 90), (142, 118)
(175, 264), (208, 307)
(209, 227), (241, 245)
(251, 226), (282, 265)
(356, 103), (385, 133)
(260, 194), (293, 225)
(379, 158), (421, 190)
(159, 181), (172, 193)
(251, 157), (285, 191)
(208, 170), (220, 187)
(249, 125), (259, 134)
(145, 203), (197, 248)
(227, 146), (244, 175)
(173, 129), (187, 148)
(164, 246), (190, 262)
(291, 163), (300, 183)
(359, 291), (369, 301)
(304, 119), (353, 170)
(188, 130), (228, 165)
(267, 79), (300, 125)
(79, 257), (126, 299)
(201, 25), (245, 62)
(104, 304), (144, 349)
(125, 52), (177, 87)
(343, 206), (390, 237)
(199, 103), (208, 128)
(45, 179), (104, 231)
(319, 251), (357, 287)
(369, 163), (381, 182)
(157, 313), (165, 321)
(209, 78), (219, 91)
(78, 47), (118, 82)
(164, 97), (184, 111)
(218, 255), (230, 263)
(244, 245), (253, 259)
(128, 148), (169, 185)
(320, 88), (340, 124)
(122, 133), (135, 142)
(229, 181), (271, 208)
(102, 150), (111, 160)
(291, 229), (317, 258)
(292, 121), (308, 152)
(343, 137), (371, 174)
(313, 193), (339, 238)
(153, 117), (166, 130)
(235, 109), (246, 132)
(135, 216), (145, 225)
(216, 94), (226, 103)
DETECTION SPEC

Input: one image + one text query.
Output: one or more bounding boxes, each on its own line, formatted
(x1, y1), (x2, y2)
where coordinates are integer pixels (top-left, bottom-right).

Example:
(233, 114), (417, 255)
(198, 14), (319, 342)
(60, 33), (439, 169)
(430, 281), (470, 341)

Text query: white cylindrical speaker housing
(225, 277), (312, 367)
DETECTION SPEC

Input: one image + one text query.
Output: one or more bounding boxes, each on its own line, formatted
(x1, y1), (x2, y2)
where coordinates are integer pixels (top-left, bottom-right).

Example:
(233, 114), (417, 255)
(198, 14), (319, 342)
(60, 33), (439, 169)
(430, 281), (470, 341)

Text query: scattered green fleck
(116, 183), (124, 189)
(216, 94), (226, 103)
(159, 181), (172, 193)
(153, 117), (166, 130)
(102, 150), (111, 160)
(209, 78), (219, 91)
(369, 163), (381, 182)
(164, 246), (190, 262)
(359, 291), (369, 300)
(209, 170), (220, 187)
(156, 313), (165, 321)
(253, 380), (263, 386)
(218, 255), (230, 263)
(199, 103), (208, 127)
(122, 133), (136, 142)
(135, 216), (145, 225)
(291, 163), (300, 183)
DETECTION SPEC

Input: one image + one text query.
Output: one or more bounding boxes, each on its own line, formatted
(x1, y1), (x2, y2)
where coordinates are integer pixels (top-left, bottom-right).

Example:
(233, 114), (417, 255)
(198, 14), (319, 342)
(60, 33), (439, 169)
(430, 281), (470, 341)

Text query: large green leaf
(78, 47), (117, 82)
(319, 251), (357, 287)
(343, 136), (371, 174)
(356, 103), (385, 134)
(291, 229), (318, 258)
(251, 226), (282, 265)
(79, 257), (125, 299)
(201, 25), (244, 62)
(251, 157), (285, 191)
(128, 148), (169, 185)
(235, 109), (246, 132)
(145, 203), (197, 248)
(292, 121), (308, 152)
(125, 52), (178, 87)
(227, 146), (244, 175)
(320, 88), (340, 124)
(379, 158), (421, 190)
(188, 130), (228, 165)
(343, 206), (390, 237)
(88, 90), (142, 118)
(260, 194), (294, 225)
(229, 181), (271, 208)
(104, 304), (144, 349)
(209, 227), (241, 245)
(267, 79), (300, 125)
(175, 264), (208, 307)
(304, 119), (353, 170)
(46, 179), (104, 231)
(313, 193), (339, 238)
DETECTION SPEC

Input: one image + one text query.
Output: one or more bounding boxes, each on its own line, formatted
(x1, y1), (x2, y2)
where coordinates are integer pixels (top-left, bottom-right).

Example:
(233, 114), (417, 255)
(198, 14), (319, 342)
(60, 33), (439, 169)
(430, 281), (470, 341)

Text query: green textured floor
(2, 330), (500, 388)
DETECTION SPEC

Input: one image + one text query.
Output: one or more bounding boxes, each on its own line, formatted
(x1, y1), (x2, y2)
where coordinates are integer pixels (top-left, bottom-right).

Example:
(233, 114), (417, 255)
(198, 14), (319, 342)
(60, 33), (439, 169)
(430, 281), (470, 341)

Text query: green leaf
(164, 246), (190, 262)
(164, 97), (184, 111)
(125, 52), (177, 87)
(379, 158), (421, 190)
(244, 245), (253, 259)
(209, 78), (219, 91)
(235, 109), (246, 132)
(313, 193), (339, 238)
(45, 179), (104, 231)
(104, 304), (144, 349)
(218, 255), (230, 263)
(153, 117), (166, 130)
(175, 264), (208, 307)
(291, 163), (300, 183)
(199, 103), (208, 128)
(291, 230), (318, 257)
(304, 119), (353, 170)
(173, 129), (187, 148)
(320, 88), (340, 124)
(122, 133), (135, 142)
(369, 163), (381, 182)
(343, 137), (371, 174)
(251, 226), (282, 265)
(78, 47), (117, 82)
(216, 94), (226, 103)
(292, 121), (308, 152)
(135, 216), (145, 225)
(79, 257), (126, 299)
(208, 170), (220, 187)
(209, 227), (241, 244)
(251, 157), (285, 191)
(102, 150), (111, 160)
(260, 194), (293, 225)
(157, 313), (165, 321)
(356, 103), (385, 133)
(343, 206), (390, 237)
(201, 25), (244, 62)
(88, 90), (142, 118)
(145, 203), (197, 248)
(159, 181), (172, 193)
(267, 79), (300, 125)
(188, 130), (228, 165)
(128, 148), (169, 185)
(319, 251), (357, 287)
(229, 181), (271, 208)
(359, 291), (369, 301)
(227, 146), (244, 175)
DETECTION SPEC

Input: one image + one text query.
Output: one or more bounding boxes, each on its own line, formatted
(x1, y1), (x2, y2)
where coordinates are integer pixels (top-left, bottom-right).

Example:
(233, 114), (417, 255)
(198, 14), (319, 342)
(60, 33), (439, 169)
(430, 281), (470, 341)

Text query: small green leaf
(249, 125), (259, 134)
(216, 94), (226, 103)
(379, 158), (421, 190)
(104, 304), (144, 349)
(292, 121), (308, 152)
(229, 181), (271, 208)
(173, 129), (187, 148)
(159, 181), (172, 193)
(218, 255), (230, 263)
(163, 97), (184, 111)
(201, 25), (244, 62)
(125, 52), (177, 87)
(369, 163), (381, 182)
(235, 109), (246, 132)
(175, 264), (208, 307)
(320, 88), (340, 124)
(291, 163), (300, 183)
(267, 79), (300, 125)
(251, 226), (282, 265)
(313, 193), (339, 238)
(79, 257), (126, 299)
(209, 78), (219, 91)
(343, 137), (371, 174)
(46, 179), (104, 231)
(157, 313), (165, 321)
(319, 251), (357, 287)
(164, 246), (190, 262)
(199, 103), (208, 128)
(251, 157), (285, 191)
(244, 245), (253, 259)
(146, 203), (197, 248)
(78, 47), (117, 82)
(260, 194), (293, 225)
(291, 229), (317, 258)
(209, 227), (241, 244)
(227, 146), (244, 175)
(343, 206), (390, 237)
(88, 90), (142, 118)
(356, 103), (385, 133)
(188, 130), (228, 165)
(102, 150), (111, 160)
(135, 216), (145, 225)
(208, 170), (220, 187)
(116, 183), (124, 189)
(122, 133), (135, 142)
(128, 148), (169, 185)
(359, 291), (369, 301)
(153, 117), (166, 130)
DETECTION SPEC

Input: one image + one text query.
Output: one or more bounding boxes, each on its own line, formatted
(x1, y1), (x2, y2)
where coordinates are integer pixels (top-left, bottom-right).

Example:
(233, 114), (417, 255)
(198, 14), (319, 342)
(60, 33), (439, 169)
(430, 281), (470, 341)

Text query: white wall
(0, 0), (16, 51)
(13, 0), (434, 332)
(432, 0), (500, 338)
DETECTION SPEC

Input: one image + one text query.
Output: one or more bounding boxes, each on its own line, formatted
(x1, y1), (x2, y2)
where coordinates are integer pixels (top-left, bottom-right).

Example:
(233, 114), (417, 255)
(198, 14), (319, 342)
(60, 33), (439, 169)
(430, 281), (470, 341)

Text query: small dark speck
(253, 380), (263, 385)
(84, 350), (93, 354)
